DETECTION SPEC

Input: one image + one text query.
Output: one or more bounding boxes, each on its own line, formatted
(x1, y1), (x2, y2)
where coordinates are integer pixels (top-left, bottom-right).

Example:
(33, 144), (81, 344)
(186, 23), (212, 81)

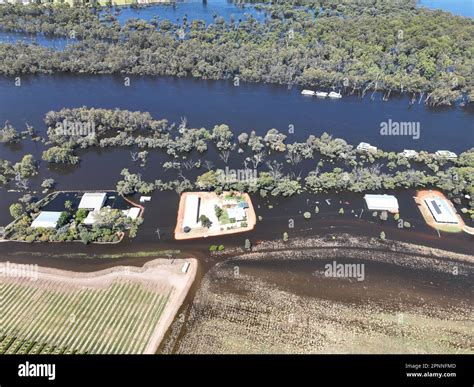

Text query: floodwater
(1, 75), (473, 152)
(1, 0), (471, 48)
(418, 0), (474, 18)
(0, 74), (473, 268)
(0, 0), (267, 47)
(107, 0), (268, 26)
(0, 31), (69, 49)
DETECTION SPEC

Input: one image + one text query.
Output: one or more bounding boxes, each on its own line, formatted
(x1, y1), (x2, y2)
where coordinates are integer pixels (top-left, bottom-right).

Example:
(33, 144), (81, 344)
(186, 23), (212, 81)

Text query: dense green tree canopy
(0, 1), (472, 105)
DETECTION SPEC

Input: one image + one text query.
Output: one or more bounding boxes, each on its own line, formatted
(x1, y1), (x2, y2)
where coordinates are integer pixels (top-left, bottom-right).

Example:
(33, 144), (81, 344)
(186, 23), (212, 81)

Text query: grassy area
(0, 279), (170, 354)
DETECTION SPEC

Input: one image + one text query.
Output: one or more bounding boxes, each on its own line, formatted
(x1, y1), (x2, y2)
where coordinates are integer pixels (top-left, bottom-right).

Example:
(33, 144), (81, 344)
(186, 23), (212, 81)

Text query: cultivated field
(0, 258), (196, 355)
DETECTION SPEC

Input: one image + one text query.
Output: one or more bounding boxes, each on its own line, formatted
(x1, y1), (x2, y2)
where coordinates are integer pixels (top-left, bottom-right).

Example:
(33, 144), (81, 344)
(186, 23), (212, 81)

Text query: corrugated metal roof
(78, 193), (107, 211)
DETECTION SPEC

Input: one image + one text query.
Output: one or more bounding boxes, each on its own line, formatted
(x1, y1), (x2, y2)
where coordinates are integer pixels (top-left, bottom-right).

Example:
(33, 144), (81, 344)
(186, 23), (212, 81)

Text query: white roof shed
(31, 211), (62, 229)
(364, 194), (399, 212)
(123, 207), (141, 220)
(183, 195), (201, 229)
(78, 192), (107, 211)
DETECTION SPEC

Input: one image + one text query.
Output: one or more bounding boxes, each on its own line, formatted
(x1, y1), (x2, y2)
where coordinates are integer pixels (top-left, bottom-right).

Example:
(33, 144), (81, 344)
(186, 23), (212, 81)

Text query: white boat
(315, 91), (328, 97)
(328, 91), (342, 99)
(301, 89), (315, 96)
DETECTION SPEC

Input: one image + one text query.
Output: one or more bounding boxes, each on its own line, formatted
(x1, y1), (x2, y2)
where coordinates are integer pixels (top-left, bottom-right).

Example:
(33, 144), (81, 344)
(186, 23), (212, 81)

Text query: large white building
(183, 195), (201, 230)
(78, 192), (107, 212)
(364, 194), (399, 213)
(31, 211), (62, 229)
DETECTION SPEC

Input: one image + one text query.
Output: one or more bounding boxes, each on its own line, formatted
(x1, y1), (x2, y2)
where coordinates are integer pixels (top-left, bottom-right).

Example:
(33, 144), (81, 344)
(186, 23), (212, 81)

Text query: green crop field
(0, 279), (171, 354)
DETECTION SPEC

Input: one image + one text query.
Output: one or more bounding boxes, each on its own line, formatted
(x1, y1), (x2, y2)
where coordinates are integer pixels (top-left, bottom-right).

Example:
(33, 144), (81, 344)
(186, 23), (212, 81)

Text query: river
(0, 73), (473, 265)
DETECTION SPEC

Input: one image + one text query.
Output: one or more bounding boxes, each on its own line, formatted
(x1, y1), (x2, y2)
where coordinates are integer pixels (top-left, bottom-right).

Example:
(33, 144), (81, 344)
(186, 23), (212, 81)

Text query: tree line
(24, 107), (473, 219)
(0, 1), (472, 105)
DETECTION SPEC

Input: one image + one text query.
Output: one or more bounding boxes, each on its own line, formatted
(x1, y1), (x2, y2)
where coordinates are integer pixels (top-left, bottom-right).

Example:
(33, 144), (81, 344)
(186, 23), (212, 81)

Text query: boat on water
(328, 91), (342, 99)
(301, 89), (315, 96)
(315, 91), (328, 97)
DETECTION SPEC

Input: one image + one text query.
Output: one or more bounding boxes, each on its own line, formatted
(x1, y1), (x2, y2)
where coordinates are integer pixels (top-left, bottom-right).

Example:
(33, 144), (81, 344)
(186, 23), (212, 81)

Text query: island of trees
(1, 107), (471, 224)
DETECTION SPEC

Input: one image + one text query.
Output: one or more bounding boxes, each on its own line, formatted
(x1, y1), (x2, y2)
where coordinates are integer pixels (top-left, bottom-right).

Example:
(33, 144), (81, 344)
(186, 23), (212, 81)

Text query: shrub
(75, 208), (89, 223)
(57, 211), (70, 227)
(25, 235), (36, 243)
(199, 215), (212, 229)
(214, 205), (223, 219)
(9, 203), (23, 219)
(80, 231), (92, 245)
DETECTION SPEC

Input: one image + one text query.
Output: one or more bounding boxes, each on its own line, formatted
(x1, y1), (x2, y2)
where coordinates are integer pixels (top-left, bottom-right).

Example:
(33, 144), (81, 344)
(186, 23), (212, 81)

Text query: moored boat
(328, 91), (342, 99)
(315, 91), (328, 97)
(301, 89), (315, 96)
